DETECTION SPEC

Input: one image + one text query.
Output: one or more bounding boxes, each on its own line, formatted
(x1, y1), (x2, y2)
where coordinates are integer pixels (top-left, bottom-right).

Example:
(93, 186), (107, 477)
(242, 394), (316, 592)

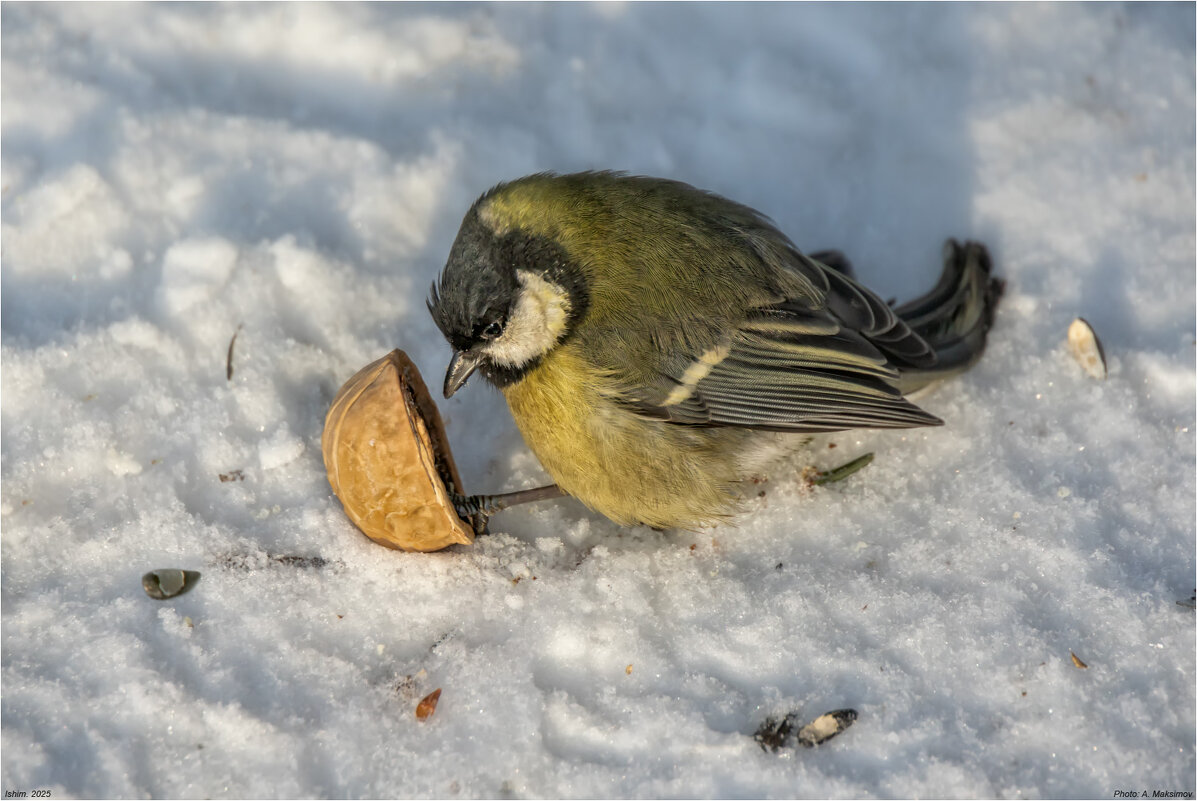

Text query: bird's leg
(451, 484), (566, 536)
(454, 484), (566, 516)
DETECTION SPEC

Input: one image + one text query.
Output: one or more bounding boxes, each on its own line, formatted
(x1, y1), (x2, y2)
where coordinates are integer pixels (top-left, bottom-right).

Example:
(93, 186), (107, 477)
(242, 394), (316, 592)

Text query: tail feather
(894, 239), (1004, 394)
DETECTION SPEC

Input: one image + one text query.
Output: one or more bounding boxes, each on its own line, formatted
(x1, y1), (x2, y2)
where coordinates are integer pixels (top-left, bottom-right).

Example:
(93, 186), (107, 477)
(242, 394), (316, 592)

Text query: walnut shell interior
(322, 349), (474, 552)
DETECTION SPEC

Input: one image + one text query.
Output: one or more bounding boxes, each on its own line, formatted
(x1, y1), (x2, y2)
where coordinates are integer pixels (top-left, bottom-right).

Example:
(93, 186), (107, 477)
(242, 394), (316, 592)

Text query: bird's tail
(893, 239), (1004, 395)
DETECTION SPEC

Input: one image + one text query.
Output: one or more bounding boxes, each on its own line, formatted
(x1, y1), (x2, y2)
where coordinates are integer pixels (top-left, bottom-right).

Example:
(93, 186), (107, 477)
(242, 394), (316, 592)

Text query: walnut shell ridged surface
(323, 350), (473, 552)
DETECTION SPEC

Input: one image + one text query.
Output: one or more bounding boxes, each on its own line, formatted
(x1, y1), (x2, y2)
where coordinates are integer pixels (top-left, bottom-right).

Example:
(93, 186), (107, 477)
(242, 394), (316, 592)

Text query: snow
(2, 3), (1194, 798)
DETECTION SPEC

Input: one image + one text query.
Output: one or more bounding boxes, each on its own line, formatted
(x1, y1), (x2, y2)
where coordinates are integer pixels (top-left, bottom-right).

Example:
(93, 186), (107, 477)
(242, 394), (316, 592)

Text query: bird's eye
(481, 320), (504, 340)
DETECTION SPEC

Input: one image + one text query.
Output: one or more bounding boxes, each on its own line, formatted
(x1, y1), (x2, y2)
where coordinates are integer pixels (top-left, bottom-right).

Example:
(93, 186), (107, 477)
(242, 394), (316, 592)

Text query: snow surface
(2, 3), (1194, 798)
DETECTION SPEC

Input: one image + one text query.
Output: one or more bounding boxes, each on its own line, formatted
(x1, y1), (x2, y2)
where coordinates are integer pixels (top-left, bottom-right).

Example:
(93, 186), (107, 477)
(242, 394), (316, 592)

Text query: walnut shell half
(323, 350), (474, 552)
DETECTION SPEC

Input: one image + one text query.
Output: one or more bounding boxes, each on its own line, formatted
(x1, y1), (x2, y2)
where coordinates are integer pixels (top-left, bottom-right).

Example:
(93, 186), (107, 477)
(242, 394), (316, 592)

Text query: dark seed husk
(142, 569), (202, 600)
(755, 708), (858, 751)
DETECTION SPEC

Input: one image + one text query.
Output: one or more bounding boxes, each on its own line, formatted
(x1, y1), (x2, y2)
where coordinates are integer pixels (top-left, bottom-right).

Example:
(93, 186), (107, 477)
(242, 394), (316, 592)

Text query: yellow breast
(501, 345), (742, 529)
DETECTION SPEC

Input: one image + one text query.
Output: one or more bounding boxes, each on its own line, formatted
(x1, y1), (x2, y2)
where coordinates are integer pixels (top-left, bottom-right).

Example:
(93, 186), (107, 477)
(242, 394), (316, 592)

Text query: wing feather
(622, 255), (946, 432)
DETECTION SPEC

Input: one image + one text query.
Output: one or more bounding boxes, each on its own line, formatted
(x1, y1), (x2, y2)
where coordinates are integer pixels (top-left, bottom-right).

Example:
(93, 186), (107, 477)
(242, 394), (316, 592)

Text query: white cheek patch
(483, 270), (572, 369)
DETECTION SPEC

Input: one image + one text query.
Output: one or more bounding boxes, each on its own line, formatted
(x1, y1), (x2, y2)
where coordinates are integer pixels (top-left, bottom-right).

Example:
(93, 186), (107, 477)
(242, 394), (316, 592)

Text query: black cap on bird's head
(428, 205), (518, 396)
(428, 183), (588, 399)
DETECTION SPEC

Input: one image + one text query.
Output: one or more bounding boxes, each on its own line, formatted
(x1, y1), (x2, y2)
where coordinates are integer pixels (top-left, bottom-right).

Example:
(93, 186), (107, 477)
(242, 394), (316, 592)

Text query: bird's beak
(444, 349), (483, 399)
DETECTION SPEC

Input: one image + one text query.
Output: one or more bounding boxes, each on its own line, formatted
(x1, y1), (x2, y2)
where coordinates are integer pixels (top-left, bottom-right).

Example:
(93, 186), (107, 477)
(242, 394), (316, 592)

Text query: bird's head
(428, 175), (590, 398)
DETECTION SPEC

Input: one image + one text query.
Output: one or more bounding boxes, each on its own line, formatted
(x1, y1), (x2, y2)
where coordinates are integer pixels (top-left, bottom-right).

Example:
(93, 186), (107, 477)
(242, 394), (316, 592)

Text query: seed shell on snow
(754, 708), (858, 751)
(416, 688), (443, 721)
(1067, 317), (1107, 379)
(796, 709), (858, 747)
(142, 569), (202, 600)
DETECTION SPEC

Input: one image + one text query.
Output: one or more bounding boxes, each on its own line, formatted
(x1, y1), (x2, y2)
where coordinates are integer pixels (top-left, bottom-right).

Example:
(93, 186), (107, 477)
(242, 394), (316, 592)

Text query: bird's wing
(624, 258), (945, 433)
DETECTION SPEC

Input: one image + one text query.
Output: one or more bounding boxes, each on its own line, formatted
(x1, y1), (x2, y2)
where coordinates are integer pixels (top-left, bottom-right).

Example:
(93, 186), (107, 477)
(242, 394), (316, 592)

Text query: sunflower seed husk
(142, 569), (201, 600)
(754, 708), (858, 751)
(1068, 317), (1107, 380)
(796, 709), (858, 747)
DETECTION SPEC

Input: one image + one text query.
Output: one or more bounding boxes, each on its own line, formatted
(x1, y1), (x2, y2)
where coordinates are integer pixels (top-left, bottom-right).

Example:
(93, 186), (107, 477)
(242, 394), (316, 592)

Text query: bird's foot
(450, 484), (566, 536)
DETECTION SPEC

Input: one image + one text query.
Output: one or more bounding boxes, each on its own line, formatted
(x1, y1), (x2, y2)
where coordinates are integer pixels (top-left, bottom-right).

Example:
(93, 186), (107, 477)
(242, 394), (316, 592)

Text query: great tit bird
(429, 171), (1002, 529)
